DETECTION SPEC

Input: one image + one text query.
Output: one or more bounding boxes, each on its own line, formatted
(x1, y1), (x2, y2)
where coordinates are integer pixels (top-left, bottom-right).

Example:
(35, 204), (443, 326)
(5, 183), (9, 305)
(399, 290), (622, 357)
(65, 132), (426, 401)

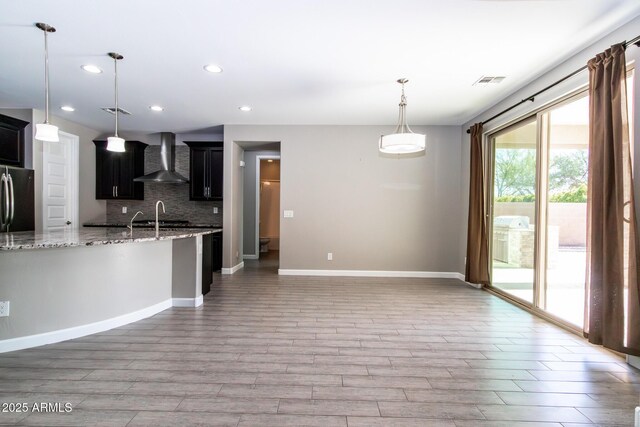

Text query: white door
(42, 131), (79, 231)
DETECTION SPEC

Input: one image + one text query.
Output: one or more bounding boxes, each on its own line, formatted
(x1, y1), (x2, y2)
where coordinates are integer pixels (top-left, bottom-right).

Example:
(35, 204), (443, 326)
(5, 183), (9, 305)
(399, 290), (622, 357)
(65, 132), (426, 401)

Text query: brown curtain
(585, 43), (640, 356)
(465, 123), (490, 285)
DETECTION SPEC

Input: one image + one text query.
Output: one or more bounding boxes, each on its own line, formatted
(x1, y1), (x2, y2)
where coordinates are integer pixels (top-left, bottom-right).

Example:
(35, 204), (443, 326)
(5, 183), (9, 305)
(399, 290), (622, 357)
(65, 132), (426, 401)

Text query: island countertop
(0, 227), (222, 251)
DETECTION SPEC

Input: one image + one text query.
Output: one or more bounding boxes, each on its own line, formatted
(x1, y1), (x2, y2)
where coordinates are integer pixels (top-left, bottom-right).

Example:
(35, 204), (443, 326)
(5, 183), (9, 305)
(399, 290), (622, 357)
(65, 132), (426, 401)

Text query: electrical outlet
(283, 210), (294, 218)
(213, 207), (219, 214)
(122, 206), (127, 214)
(0, 301), (10, 317)
(327, 252), (333, 261)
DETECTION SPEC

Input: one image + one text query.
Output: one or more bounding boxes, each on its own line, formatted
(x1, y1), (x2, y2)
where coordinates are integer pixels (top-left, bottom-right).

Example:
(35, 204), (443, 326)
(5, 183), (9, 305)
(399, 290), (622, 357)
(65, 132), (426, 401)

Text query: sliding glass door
(489, 92), (589, 328)
(490, 118), (537, 304)
(541, 96), (589, 326)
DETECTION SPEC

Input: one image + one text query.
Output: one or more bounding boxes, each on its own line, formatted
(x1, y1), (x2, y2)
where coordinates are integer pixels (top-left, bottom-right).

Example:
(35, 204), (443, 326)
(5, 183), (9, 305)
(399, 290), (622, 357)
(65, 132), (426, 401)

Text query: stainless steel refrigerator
(0, 165), (35, 232)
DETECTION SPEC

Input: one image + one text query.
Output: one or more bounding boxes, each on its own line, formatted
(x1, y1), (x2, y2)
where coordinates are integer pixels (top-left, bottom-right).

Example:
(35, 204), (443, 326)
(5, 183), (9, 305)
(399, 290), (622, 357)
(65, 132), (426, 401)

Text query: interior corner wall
(457, 15), (640, 276)
(32, 110), (106, 231)
(222, 136), (244, 269)
(243, 150), (281, 257)
(224, 125), (464, 273)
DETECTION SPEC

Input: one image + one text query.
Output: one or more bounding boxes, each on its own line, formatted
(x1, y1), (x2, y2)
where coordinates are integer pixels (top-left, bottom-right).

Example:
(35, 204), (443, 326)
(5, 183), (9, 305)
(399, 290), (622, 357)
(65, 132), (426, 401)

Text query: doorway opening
(256, 157), (280, 262)
(239, 142), (281, 271)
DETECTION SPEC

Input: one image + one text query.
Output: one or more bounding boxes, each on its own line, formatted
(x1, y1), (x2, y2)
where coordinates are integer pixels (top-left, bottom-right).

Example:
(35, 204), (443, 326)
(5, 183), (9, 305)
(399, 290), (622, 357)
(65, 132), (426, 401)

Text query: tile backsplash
(106, 145), (222, 225)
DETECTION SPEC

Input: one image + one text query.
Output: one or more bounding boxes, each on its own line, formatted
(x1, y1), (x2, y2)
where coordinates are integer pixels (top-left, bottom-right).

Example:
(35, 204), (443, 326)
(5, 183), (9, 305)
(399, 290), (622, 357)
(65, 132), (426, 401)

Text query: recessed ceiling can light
(204, 64), (223, 73)
(60, 105), (75, 112)
(239, 106), (252, 112)
(81, 64), (102, 74)
(149, 105), (164, 112)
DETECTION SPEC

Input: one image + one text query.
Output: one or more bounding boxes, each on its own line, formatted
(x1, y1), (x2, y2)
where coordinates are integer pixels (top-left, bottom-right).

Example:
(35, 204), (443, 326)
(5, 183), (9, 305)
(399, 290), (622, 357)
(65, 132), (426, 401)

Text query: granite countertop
(0, 228), (222, 251)
(83, 222), (222, 229)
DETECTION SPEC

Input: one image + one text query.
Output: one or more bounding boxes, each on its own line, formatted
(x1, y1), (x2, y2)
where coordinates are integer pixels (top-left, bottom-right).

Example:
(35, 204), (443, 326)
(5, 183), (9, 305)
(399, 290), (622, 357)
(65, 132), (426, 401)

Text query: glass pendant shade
(379, 132), (425, 154)
(107, 136), (125, 152)
(379, 78), (425, 154)
(35, 123), (60, 142)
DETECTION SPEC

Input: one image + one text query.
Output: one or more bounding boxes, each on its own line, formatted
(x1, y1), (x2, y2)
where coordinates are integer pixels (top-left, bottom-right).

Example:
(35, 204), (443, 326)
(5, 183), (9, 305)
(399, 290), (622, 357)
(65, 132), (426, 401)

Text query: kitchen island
(0, 227), (222, 352)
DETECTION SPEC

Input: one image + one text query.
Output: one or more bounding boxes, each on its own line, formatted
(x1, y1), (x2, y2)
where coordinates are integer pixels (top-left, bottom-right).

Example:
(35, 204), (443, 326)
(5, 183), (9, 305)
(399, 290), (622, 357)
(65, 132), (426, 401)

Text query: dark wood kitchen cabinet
(0, 113), (29, 168)
(94, 140), (147, 200)
(211, 232), (222, 272)
(201, 232), (222, 296)
(185, 141), (223, 201)
(202, 234), (213, 296)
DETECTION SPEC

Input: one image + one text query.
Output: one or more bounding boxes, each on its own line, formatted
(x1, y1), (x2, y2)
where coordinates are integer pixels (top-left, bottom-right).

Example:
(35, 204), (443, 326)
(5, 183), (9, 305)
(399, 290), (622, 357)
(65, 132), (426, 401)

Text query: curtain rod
(466, 34), (640, 134)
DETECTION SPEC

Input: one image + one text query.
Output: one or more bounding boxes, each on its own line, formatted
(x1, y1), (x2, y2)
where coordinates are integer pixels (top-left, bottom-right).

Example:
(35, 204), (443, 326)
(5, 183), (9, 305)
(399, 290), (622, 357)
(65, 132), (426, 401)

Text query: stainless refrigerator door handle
(115, 186), (118, 197)
(112, 186), (115, 197)
(0, 174), (7, 228)
(7, 174), (14, 225)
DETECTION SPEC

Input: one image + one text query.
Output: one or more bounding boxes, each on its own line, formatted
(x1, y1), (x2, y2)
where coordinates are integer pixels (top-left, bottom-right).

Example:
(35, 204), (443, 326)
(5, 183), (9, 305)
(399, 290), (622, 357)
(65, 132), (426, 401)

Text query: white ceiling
(1, 0), (639, 133)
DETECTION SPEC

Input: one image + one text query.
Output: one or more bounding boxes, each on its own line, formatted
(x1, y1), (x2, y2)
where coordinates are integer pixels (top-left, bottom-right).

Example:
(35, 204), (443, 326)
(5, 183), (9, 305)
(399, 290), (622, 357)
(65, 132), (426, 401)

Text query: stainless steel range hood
(133, 132), (189, 183)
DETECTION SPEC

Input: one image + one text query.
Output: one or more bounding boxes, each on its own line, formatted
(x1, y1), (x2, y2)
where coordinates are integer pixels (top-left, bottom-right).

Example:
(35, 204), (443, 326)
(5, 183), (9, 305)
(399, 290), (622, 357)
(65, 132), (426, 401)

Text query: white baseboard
(243, 254), (259, 260)
(221, 262), (245, 275)
(172, 295), (204, 308)
(278, 269), (467, 279)
(0, 299), (172, 353)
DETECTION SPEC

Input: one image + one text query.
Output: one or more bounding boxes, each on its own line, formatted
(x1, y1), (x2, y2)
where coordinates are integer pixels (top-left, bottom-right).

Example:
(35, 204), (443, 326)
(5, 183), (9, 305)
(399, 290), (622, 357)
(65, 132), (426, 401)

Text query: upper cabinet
(93, 140), (147, 200)
(0, 113), (29, 168)
(185, 141), (223, 201)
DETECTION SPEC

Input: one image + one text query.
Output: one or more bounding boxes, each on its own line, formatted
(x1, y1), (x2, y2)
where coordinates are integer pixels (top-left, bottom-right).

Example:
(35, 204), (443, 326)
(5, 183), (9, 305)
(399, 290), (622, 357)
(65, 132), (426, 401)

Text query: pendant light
(34, 23), (59, 142)
(106, 52), (125, 152)
(379, 79), (425, 154)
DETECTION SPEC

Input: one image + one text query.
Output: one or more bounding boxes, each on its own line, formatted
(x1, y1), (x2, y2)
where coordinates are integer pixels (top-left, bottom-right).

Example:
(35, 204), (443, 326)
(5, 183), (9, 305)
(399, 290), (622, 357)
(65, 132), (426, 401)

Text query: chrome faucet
(155, 200), (165, 238)
(127, 211), (144, 237)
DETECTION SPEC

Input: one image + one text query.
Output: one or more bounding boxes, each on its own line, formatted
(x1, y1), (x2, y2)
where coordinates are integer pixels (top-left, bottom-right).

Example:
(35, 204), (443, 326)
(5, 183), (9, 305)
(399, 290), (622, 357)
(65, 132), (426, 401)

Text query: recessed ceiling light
(239, 106), (252, 112)
(60, 105), (75, 112)
(204, 64), (223, 73)
(149, 105), (164, 112)
(267, 159), (273, 163)
(81, 64), (102, 74)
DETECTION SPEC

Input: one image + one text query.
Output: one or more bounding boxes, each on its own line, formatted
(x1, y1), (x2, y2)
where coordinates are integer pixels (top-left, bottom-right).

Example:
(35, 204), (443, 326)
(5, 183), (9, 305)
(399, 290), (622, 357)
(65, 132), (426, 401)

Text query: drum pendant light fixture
(106, 52), (125, 152)
(379, 79), (425, 154)
(34, 23), (59, 142)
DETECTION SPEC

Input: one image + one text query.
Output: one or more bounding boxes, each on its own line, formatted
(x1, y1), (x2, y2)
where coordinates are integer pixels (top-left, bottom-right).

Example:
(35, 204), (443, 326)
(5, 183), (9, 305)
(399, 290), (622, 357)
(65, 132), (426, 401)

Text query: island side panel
(0, 240), (172, 342)
(171, 236), (203, 305)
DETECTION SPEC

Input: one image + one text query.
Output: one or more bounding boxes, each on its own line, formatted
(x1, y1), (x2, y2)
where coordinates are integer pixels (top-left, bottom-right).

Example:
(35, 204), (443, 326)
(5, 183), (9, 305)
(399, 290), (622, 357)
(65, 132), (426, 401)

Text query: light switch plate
(0, 301), (10, 317)
(283, 210), (294, 218)
(213, 207), (219, 214)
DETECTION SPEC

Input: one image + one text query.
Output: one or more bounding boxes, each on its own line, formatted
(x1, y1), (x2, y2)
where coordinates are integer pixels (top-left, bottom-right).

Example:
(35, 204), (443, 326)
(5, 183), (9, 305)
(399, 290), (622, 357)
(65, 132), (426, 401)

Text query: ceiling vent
(473, 76), (506, 86)
(101, 107), (132, 115)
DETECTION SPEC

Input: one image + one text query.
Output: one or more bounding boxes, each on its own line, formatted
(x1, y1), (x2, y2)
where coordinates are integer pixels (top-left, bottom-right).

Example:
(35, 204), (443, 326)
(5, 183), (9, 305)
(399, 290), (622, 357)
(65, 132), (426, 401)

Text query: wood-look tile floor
(1, 255), (639, 426)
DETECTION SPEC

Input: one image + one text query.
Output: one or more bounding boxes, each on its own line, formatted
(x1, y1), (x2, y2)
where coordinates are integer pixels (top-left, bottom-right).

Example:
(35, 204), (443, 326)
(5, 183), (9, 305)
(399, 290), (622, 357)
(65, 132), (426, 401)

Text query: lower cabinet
(201, 232), (223, 296)
(202, 234), (213, 296)
(211, 232), (222, 272)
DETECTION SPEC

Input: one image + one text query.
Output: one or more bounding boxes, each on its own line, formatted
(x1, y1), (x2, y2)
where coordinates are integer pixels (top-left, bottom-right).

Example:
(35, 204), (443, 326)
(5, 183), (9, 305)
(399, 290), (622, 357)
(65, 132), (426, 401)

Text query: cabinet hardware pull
(115, 186), (118, 197)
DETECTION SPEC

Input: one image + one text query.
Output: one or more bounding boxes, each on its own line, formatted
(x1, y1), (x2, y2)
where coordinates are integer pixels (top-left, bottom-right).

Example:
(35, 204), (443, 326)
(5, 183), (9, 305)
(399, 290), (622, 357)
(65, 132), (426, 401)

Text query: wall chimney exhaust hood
(133, 132), (189, 183)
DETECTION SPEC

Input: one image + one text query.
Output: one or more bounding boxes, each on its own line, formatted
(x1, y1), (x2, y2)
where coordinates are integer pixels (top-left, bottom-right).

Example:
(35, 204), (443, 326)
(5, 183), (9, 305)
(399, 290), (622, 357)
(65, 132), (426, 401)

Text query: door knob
(66, 221), (72, 225)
